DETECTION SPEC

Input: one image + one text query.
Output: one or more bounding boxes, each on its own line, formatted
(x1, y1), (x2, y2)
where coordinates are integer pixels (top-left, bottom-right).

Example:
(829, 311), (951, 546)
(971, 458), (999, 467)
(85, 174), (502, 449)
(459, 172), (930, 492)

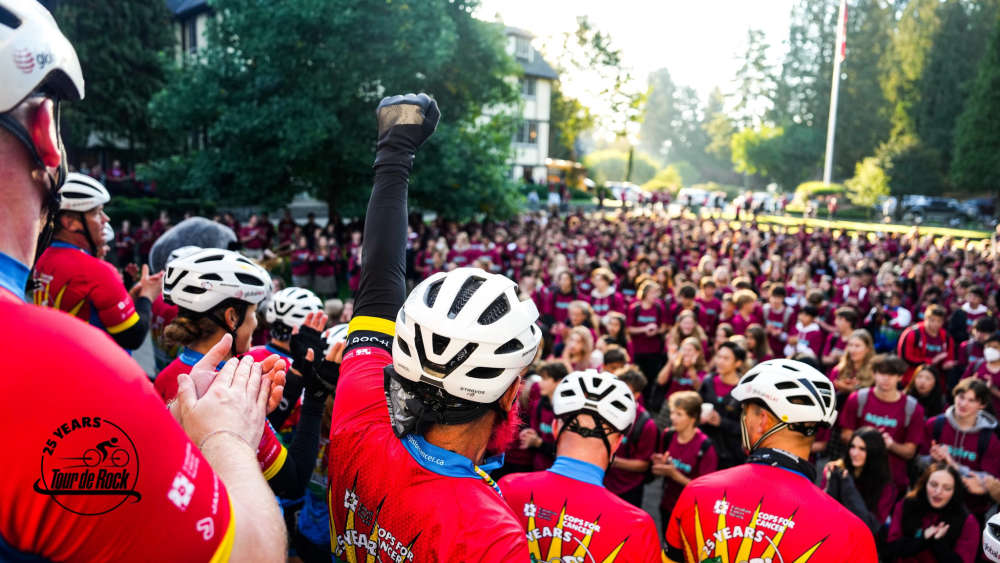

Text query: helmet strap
(740, 411), (789, 453)
(561, 414), (617, 459)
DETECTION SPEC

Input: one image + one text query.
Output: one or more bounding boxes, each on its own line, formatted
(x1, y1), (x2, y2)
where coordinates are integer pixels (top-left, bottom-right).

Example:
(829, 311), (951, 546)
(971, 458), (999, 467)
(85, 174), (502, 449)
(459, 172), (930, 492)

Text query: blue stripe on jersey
(547, 456), (606, 487)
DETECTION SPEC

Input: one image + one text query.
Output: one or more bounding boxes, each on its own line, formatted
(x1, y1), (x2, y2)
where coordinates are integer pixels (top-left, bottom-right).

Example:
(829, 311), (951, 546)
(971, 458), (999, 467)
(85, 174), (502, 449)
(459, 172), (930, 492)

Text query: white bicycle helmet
(551, 369), (636, 457)
(58, 172), (109, 212)
(166, 245), (201, 267)
(0, 0), (84, 113)
(265, 287), (323, 338)
(324, 323), (349, 356)
(392, 267), (541, 404)
(731, 358), (837, 451)
(553, 370), (637, 431)
(162, 248), (270, 312)
(984, 512), (1000, 562)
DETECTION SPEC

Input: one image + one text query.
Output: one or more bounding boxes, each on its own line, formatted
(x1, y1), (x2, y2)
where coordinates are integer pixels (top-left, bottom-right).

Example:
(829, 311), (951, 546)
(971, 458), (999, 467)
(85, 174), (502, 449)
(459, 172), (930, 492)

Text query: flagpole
(823, 0), (848, 185)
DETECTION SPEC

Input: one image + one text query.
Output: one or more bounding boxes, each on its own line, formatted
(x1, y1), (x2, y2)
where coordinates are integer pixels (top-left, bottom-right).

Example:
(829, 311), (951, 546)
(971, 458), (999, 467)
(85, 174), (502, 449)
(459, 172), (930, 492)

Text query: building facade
(504, 27), (558, 185)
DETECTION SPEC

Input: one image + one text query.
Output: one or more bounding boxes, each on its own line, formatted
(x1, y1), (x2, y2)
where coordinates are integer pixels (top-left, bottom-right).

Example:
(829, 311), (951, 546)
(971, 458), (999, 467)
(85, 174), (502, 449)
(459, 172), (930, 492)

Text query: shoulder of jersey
(8, 300), (136, 364)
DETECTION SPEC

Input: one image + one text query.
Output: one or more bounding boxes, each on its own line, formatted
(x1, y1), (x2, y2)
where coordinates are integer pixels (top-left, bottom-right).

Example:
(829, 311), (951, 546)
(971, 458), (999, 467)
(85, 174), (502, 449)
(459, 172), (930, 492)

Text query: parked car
(606, 182), (650, 204)
(901, 196), (975, 226)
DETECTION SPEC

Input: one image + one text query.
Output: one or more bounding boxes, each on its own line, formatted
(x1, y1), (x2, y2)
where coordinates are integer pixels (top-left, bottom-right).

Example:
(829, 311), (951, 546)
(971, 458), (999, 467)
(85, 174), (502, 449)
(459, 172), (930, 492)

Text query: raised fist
(374, 93), (440, 167)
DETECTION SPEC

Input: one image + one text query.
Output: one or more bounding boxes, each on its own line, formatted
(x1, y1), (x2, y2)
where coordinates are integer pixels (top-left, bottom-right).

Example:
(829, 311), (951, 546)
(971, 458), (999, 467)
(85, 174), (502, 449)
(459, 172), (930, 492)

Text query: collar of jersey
(0, 252), (29, 302)
(177, 346), (227, 370)
(50, 240), (91, 255)
(547, 456), (605, 487)
(265, 343), (291, 359)
(400, 433), (504, 479)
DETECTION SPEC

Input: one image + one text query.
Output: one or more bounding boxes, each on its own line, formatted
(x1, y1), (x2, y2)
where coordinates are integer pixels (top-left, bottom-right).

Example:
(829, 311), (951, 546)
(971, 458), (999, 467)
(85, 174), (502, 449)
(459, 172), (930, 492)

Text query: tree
(951, 16), (1000, 192)
(845, 157), (890, 210)
(539, 16), (644, 138)
(638, 68), (677, 157)
(54, 0), (174, 160)
(731, 28), (776, 129)
(702, 88), (742, 184)
(548, 83), (595, 161)
(641, 165), (682, 193)
(146, 0), (521, 220)
(583, 149), (659, 186)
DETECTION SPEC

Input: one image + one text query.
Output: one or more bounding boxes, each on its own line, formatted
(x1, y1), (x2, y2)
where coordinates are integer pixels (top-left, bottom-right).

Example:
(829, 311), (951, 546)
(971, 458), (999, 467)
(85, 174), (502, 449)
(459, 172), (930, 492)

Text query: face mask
(986, 348), (1000, 363)
(102, 223), (115, 244)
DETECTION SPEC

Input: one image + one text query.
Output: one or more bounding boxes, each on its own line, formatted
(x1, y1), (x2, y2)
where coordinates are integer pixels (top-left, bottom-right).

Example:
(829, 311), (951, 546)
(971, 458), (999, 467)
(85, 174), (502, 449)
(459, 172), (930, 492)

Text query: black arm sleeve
(265, 394), (324, 499)
(352, 162), (410, 323)
(110, 296), (151, 350)
(266, 369), (303, 429)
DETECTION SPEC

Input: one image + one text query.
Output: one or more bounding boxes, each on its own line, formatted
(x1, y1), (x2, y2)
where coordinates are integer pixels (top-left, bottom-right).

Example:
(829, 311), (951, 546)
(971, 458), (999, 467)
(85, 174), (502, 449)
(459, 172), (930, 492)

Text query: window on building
(181, 18), (198, 55)
(521, 78), (535, 97)
(515, 120), (540, 145)
(514, 36), (533, 62)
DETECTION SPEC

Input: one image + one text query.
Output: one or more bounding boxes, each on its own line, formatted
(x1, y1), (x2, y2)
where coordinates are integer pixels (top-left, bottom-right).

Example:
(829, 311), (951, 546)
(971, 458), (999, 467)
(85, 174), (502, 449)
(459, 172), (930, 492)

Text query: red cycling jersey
(0, 252), (234, 561)
(665, 451), (877, 563)
(32, 242), (139, 334)
(500, 456), (664, 563)
(326, 316), (529, 562)
(155, 348), (288, 481)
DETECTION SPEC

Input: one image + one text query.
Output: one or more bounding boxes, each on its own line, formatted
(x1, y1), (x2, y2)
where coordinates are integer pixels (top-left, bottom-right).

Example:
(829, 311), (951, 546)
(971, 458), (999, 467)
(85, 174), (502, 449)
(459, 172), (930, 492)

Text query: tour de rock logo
(35, 417), (141, 516)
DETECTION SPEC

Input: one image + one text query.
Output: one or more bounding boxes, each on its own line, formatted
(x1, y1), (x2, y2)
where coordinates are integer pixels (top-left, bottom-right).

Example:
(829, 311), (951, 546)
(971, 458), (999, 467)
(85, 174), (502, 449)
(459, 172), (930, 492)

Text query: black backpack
(624, 409), (657, 484)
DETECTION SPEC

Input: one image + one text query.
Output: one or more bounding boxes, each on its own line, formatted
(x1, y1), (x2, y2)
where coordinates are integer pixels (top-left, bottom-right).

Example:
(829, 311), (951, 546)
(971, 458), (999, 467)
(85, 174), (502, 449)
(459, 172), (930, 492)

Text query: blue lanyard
(0, 252), (29, 301)
(547, 456), (606, 487)
(50, 240), (90, 255)
(400, 434), (505, 497)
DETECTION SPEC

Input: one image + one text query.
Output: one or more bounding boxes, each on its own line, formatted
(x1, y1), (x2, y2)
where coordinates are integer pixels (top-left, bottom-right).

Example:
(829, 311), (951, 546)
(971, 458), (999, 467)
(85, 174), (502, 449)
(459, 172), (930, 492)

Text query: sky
(475, 0), (795, 101)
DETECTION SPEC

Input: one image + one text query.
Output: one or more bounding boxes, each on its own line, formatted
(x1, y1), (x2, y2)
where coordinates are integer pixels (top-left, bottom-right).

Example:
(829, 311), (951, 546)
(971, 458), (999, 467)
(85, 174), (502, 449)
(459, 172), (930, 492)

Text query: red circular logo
(36, 417), (141, 516)
(13, 48), (34, 73)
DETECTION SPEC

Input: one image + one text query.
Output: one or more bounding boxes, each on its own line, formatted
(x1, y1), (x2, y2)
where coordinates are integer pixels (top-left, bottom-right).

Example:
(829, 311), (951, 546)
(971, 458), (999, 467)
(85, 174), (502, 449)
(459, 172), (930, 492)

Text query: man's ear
(56, 212), (79, 232)
(499, 378), (521, 413)
(28, 99), (61, 168)
(551, 418), (563, 440)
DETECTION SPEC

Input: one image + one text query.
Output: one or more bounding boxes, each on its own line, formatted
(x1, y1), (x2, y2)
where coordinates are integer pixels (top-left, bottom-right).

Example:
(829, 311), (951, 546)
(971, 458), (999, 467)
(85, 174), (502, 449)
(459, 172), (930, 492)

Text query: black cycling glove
(289, 325), (324, 373)
(303, 359), (340, 401)
(373, 93), (440, 169)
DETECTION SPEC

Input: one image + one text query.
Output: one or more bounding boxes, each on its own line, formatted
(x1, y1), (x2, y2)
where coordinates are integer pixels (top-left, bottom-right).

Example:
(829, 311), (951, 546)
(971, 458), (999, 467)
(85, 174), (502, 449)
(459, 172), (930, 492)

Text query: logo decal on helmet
(14, 48), (34, 73)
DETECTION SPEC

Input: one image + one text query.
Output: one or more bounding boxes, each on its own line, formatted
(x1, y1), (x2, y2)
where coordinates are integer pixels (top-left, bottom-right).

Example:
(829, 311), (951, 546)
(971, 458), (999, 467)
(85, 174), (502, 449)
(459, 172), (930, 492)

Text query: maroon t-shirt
(694, 296), (720, 334)
(604, 404), (659, 495)
(628, 301), (667, 356)
(527, 385), (557, 471)
(921, 412), (1000, 516)
(658, 429), (718, 511)
(839, 391), (925, 490)
(886, 502), (979, 563)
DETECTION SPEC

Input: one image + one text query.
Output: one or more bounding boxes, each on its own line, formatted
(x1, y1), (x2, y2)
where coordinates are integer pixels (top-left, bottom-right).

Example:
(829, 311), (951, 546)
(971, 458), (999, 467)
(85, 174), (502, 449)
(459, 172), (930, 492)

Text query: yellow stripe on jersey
(106, 311), (139, 334)
(53, 285), (68, 309)
(67, 299), (86, 318)
(209, 495), (237, 563)
(348, 315), (396, 337)
(262, 445), (288, 481)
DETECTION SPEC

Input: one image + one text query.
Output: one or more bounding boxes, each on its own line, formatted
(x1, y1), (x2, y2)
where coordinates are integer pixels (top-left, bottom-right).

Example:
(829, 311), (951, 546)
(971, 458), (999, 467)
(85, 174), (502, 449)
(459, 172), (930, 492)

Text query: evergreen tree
(951, 15), (1000, 192)
(54, 0), (174, 160)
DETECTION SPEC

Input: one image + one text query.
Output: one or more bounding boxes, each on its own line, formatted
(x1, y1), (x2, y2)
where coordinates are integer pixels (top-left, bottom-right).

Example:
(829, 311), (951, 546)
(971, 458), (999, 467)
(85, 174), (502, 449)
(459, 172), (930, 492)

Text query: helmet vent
(742, 374), (759, 384)
(466, 367), (503, 380)
(0, 6), (21, 29)
(397, 338), (411, 356)
(432, 333), (450, 355)
(774, 381), (798, 390)
(610, 400), (627, 412)
(425, 280), (444, 307)
(201, 273), (222, 281)
(787, 395), (815, 406)
(183, 286), (208, 295)
(478, 295), (510, 325)
(495, 338), (524, 354)
(61, 191), (89, 199)
(449, 276), (485, 318)
(195, 253), (224, 263)
(235, 273), (265, 286)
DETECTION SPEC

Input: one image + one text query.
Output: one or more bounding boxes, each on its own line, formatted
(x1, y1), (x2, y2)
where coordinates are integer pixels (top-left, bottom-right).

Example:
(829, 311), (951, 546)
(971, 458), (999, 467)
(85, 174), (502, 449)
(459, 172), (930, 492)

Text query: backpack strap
(857, 388), (870, 419)
(697, 436), (712, 459)
(977, 428), (992, 462)
(904, 395), (917, 427)
(932, 416), (946, 443)
(630, 409), (652, 446)
(663, 429), (676, 454)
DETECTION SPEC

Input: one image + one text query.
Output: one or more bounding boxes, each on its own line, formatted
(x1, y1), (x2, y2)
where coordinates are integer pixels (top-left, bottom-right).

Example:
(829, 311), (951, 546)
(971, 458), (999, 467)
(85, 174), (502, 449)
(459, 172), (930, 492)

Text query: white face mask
(986, 348), (1000, 363)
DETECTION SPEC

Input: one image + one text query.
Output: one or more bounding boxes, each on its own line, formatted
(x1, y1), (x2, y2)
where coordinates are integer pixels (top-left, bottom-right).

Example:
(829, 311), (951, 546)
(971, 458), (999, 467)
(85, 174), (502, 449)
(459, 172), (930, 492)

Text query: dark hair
(901, 463), (968, 548)
(905, 365), (945, 418)
(538, 361), (569, 381)
(925, 304), (947, 319)
(799, 305), (819, 318)
(987, 333), (1000, 347)
(871, 354), (907, 376)
(745, 324), (771, 360)
(969, 286), (986, 300)
(668, 390), (702, 419)
(952, 377), (990, 406)
(718, 340), (748, 364)
(618, 368), (647, 396)
(603, 347), (628, 367)
(842, 427), (891, 513)
(678, 283), (697, 299)
(769, 284), (787, 298)
(974, 316), (997, 334)
(834, 306), (859, 327)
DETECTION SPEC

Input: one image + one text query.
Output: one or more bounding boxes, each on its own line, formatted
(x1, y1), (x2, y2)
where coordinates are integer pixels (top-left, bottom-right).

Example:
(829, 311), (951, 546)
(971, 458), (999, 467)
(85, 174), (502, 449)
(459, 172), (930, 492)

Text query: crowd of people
(5, 1), (1000, 562)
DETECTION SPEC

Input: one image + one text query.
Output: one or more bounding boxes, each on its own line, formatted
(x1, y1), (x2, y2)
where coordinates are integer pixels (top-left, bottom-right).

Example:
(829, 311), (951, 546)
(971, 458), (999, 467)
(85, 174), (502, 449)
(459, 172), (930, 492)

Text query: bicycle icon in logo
(65, 437), (130, 468)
